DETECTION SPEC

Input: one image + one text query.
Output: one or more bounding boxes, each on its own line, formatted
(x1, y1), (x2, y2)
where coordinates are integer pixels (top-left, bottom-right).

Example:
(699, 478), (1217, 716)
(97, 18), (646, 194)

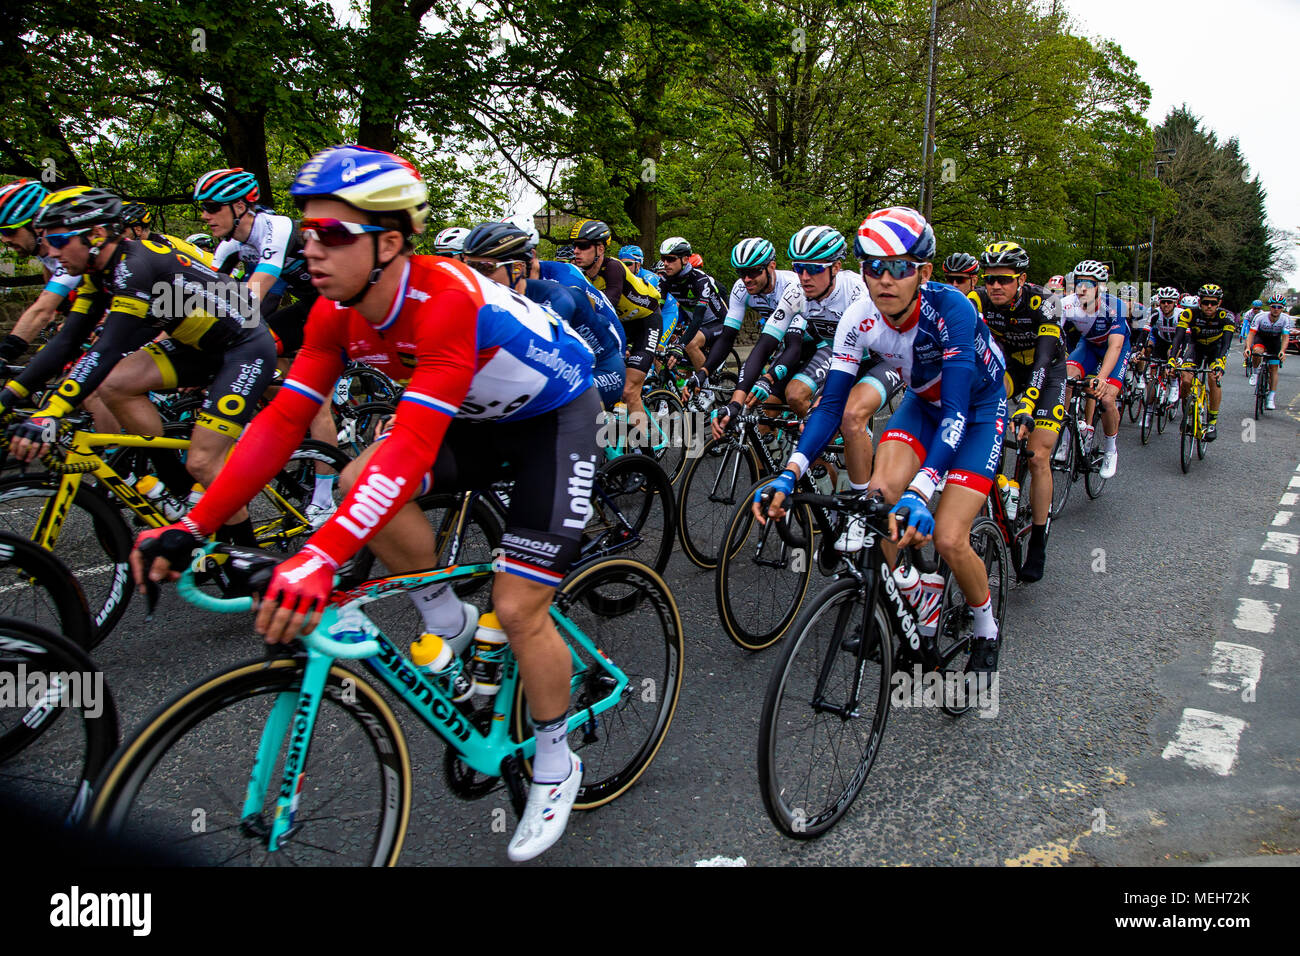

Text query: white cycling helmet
(1072, 259), (1109, 282)
(434, 226), (471, 256)
(1179, 294), (1199, 309)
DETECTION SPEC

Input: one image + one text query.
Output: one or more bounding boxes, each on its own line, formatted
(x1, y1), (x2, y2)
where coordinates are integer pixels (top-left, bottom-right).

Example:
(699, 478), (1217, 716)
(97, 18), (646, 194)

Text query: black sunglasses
(572, 240), (596, 251)
(984, 274), (1019, 286)
(199, 200), (227, 214)
(736, 266), (767, 279)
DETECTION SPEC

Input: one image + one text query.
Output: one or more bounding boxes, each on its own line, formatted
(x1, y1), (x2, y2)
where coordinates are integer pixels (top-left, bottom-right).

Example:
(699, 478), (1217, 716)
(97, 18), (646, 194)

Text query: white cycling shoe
(507, 752), (583, 862)
(1266, 392), (1276, 410)
(834, 515), (867, 553)
(1248, 371), (1258, 387)
(305, 501), (337, 529)
(1099, 448), (1118, 479)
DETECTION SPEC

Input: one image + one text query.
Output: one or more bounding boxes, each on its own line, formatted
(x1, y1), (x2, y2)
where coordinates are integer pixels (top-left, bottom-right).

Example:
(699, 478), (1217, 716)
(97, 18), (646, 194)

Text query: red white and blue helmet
(854, 207), (936, 261)
(0, 178), (49, 229)
(1268, 293), (1286, 306)
(193, 168), (260, 205)
(290, 145), (429, 235)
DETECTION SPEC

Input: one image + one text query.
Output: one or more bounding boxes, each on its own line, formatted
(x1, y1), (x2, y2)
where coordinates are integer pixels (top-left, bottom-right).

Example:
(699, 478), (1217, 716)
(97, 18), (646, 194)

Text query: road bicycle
(755, 491), (1008, 839)
(1178, 363), (1213, 474)
(1139, 360), (1178, 445)
(1049, 376), (1106, 516)
(88, 544), (682, 865)
(984, 434), (1044, 584)
(0, 420), (349, 645)
(1252, 352), (1280, 420)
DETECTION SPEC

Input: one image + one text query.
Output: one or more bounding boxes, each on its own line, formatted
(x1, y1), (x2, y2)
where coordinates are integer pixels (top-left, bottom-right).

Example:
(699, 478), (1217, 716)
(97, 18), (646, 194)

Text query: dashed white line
(695, 856), (747, 867)
(1207, 642), (1264, 694)
(1233, 598), (1279, 633)
(1248, 559), (1290, 589)
(1274, 512), (1295, 527)
(1162, 709), (1248, 776)
(1290, 476), (1300, 489)
(1262, 531), (1300, 555)
(1283, 493), (1300, 506)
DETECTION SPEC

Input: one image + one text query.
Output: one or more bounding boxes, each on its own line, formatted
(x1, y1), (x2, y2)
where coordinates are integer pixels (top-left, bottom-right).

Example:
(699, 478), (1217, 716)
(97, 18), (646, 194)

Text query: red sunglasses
(300, 217), (389, 247)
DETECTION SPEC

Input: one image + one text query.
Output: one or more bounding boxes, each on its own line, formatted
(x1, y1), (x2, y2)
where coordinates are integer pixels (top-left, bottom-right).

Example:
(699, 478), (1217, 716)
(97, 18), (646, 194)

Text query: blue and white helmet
(788, 225), (846, 263)
(619, 244), (644, 264)
(291, 145), (429, 234)
(731, 237), (775, 270)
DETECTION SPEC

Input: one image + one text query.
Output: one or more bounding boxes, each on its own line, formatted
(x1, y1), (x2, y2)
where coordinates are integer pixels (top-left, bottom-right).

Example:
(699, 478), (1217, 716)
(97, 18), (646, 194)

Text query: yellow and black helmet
(980, 240), (1030, 272)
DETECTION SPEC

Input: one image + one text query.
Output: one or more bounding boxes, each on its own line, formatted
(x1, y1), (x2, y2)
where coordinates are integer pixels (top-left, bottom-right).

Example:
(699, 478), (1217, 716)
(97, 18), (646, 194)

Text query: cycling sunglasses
(300, 217), (389, 247)
(736, 266), (767, 280)
(861, 258), (921, 280)
(983, 274), (1019, 287)
(198, 200), (227, 214)
(944, 273), (976, 283)
(42, 229), (90, 250)
(0, 224), (27, 238)
(465, 257), (526, 279)
(1074, 279), (1098, 289)
(791, 261), (831, 276)
(661, 255), (681, 264)
(572, 240), (596, 251)
(620, 259), (643, 270)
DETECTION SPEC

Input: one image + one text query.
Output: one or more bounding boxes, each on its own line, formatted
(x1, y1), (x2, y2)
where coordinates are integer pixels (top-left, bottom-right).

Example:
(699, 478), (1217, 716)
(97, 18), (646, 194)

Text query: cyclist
(967, 241), (1065, 582)
(658, 236), (727, 385)
(185, 232), (215, 253)
(1117, 281), (1149, 393)
(1240, 299), (1265, 364)
(784, 225), (903, 551)
(709, 237), (808, 433)
(570, 218), (663, 440)
(1170, 282), (1234, 441)
(6, 186), (276, 542)
(941, 252), (980, 296)
(196, 167), (337, 525)
(1145, 286), (1183, 415)
(618, 244), (679, 347)
(1246, 294), (1290, 409)
(754, 206), (1009, 672)
(433, 226), (470, 259)
(121, 202), (214, 264)
(132, 145), (598, 862)
(1061, 259), (1128, 477)
(0, 178), (82, 365)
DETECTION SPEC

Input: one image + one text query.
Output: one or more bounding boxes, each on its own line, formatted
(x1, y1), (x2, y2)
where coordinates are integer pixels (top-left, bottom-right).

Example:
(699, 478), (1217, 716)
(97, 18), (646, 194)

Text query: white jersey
(801, 270), (867, 345)
(212, 210), (308, 292)
(724, 269), (806, 340)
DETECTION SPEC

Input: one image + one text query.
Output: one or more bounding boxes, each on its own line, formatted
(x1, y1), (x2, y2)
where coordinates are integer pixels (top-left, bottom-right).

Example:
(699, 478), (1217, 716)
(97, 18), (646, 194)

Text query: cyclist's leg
(1022, 363), (1065, 580)
(867, 392), (931, 566)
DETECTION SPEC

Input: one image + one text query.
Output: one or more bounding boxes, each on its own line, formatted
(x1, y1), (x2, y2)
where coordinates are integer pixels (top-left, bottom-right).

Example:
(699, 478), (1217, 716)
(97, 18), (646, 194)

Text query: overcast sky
(1062, 0), (1300, 289)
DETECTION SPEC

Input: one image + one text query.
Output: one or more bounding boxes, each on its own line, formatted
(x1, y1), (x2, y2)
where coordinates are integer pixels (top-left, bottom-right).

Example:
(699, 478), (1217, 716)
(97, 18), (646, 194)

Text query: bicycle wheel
(1196, 400), (1208, 460)
(934, 517), (1010, 717)
(334, 363), (399, 408)
(641, 389), (688, 485)
(676, 436), (760, 569)
(0, 531), (94, 650)
(586, 455), (674, 574)
(1180, 406), (1194, 473)
(513, 558), (683, 809)
(1048, 423), (1074, 518)
(721, 348), (742, 381)
(0, 477), (133, 646)
(1139, 386), (1153, 445)
(757, 577), (892, 838)
(335, 401), (395, 459)
(0, 617), (119, 824)
(1084, 450), (1106, 499)
(716, 481), (814, 651)
(89, 656), (410, 866)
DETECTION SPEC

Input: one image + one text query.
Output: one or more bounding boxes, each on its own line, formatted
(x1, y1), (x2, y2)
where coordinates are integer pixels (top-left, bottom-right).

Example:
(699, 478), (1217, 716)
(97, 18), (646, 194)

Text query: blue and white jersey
(790, 282), (1005, 479)
(1062, 291), (1129, 346)
(1148, 304), (1181, 341)
(213, 209), (312, 296)
(1252, 311), (1292, 337)
(799, 270), (867, 346)
(538, 259), (626, 352)
(523, 278), (623, 364)
(40, 253), (80, 298)
(724, 269), (807, 338)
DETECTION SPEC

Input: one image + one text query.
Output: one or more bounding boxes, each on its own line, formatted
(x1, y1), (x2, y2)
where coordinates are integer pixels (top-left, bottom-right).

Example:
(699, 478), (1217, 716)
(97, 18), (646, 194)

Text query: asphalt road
(25, 360), (1300, 866)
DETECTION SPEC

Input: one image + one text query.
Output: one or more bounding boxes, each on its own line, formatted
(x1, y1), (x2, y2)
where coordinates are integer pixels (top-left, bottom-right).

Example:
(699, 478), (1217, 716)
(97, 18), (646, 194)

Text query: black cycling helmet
(569, 218), (611, 243)
(980, 240), (1030, 272)
(942, 252), (979, 276)
(120, 202), (152, 229)
(33, 186), (124, 232)
(462, 221), (532, 260)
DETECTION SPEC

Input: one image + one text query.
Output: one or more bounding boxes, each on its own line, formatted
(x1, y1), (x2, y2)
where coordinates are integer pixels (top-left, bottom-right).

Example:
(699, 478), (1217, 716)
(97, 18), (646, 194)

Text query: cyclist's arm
(1096, 332), (1125, 384)
(765, 328), (805, 388)
(31, 301), (151, 418)
(1024, 308), (1065, 414)
(1, 306), (101, 407)
(1217, 313), (1234, 360)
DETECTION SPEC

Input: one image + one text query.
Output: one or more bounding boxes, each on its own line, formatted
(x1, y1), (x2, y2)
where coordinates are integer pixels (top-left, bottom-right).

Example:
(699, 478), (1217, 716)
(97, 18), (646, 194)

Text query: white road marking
(1233, 598), (1279, 633)
(1162, 709), (1248, 776)
(1207, 642), (1264, 693)
(1283, 493), (1300, 506)
(1290, 476), (1300, 489)
(1274, 511), (1295, 526)
(1247, 559), (1290, 589)
(695, 856), (747, 867)
(1262, 531), (1300, 555)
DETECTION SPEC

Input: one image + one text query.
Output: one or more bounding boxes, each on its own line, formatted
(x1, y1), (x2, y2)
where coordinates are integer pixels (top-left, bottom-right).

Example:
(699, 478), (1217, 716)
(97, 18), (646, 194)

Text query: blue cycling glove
(891, 490), (935, 538)
(754, 469), (797, 507)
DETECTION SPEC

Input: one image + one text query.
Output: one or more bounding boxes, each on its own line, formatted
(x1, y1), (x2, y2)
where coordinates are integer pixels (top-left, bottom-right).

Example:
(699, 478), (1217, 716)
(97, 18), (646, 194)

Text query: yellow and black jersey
(1174, 306), (1234, 345)
(590, 256), (661, 323)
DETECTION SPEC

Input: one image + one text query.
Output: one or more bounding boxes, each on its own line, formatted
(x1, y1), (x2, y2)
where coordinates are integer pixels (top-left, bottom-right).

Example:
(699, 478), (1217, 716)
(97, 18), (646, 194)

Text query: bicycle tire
(251, 440), (353, 553)
(1139, 391), (1153, 445)
(0, 476), (134, 646)
(0, 616), (119, 824)
(640, 389), (689, 485)
(1180, 408), (1194, 473)
(586, 455), (675, 574)
(676, 436), (760, 569)
(716, 481), (814, 651)
(935, 517), (1010, 717)
(335, 401), (395, 459)
(1048, 423), (1075, 518)
(0, 531), (94, 650)
(1084, 451), (1106, 499)
(89, 656), (410, 866)
(757, 576), (893, 839)
(512, 557), (683, 809)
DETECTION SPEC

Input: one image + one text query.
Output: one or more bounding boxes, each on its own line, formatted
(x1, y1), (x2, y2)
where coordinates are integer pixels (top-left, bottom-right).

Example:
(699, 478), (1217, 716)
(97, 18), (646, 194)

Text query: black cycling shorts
(1007, 359), (1067, 435)
(143, 326), (277, 438)
(624, 312), (664, 374)
(264, 295), (317, 357)
(423, 387), (602, 587)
